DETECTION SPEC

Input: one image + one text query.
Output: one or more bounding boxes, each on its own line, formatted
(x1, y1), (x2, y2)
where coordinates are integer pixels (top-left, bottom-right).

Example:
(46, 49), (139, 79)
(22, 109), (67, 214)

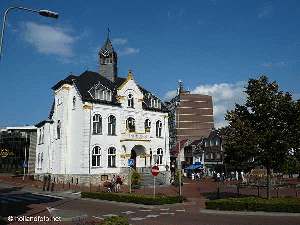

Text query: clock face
(101, 49), (109, 57)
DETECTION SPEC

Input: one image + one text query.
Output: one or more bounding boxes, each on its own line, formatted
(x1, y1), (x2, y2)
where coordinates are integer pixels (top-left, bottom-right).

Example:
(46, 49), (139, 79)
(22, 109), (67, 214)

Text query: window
(156, 120), (162, 137)
(128, 94), (134, 108)
(126, 117), (135, 132)
(92, 146), (101, 167)
(57, 120), (61, 139)
(41, 152), (44, 168)
(41, 127), (44, 144)
(145, 119), (151, 133)
(93, 114), (102, 134)
(72, 96), (76, 110)
(108, 147), (116, 167)
(38, 128), (42, 144)
(157, 148), (163, 165)
(106, 90), (111, 101)
(108, 115), (116, 135)
(37, 153), (40, 169)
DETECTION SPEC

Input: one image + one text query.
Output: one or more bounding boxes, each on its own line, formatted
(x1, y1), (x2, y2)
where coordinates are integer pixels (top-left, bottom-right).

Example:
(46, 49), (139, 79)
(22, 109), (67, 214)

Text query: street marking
(160, 212), (171, 215)
(146, 214), (159, 218)
(103, 214), (118, 217)
(131, 217), (145, 221)
(176, 209), (186, 212)
(160, 208), (169, 211)
(92, 216), (104, 220)
(72, 192), (81, 195)
(139, 209), (152, 212)
(122, 211), (135, 215)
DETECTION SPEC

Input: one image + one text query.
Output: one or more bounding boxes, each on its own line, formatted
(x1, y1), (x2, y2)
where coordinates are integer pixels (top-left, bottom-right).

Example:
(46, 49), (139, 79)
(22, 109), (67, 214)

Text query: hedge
(102, 216), (129, 225)
(206, 197), (300, 213)
(81, 192), (184, 205)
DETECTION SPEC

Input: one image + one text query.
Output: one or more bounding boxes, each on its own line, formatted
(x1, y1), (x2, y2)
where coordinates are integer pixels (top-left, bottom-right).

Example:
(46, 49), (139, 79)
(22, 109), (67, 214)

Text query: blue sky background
(0, 0), (300, 127)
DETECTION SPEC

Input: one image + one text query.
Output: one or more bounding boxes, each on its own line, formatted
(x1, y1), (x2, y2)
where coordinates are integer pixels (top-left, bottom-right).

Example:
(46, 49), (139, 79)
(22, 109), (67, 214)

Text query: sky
(0, 0), (300, 128)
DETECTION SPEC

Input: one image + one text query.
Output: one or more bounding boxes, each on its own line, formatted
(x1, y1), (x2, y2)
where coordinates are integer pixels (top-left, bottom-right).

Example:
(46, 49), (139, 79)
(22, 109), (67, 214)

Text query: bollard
(257, 186), (260, 197)
(276, 188), (279, 198)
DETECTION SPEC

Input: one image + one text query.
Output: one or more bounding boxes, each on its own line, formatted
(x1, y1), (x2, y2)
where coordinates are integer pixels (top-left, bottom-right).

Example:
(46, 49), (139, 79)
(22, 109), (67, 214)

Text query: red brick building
(166, 81), (214, 165)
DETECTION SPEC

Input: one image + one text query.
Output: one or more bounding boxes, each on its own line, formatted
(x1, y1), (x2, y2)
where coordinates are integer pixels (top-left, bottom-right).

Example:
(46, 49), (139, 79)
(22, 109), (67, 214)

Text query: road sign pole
(153, 176), (156, 198)
(129, 167), (132, 194)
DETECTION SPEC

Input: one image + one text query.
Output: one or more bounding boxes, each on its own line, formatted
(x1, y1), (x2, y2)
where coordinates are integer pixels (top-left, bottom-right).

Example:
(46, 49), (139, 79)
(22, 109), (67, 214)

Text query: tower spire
(107, 27), (111, 40)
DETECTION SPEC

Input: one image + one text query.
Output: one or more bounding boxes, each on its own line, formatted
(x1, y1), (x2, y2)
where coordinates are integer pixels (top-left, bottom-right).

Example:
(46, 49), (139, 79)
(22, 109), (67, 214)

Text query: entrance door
(130, 149), (137, 168)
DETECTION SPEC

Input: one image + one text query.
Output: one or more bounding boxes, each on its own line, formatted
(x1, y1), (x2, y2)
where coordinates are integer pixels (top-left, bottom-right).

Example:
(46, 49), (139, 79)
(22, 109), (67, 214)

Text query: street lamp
(0, 6), (59, 61)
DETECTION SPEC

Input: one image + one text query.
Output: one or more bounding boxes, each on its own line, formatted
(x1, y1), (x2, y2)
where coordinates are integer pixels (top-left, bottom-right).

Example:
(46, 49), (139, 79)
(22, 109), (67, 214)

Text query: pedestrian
(116, 175), (122, 192)
(191, 172), (195, 180)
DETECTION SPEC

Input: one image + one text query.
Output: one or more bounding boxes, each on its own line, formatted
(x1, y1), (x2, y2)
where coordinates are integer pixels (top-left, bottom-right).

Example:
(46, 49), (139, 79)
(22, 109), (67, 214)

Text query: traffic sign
(128, 159), (135, 167)
(151, 165), (159, 176)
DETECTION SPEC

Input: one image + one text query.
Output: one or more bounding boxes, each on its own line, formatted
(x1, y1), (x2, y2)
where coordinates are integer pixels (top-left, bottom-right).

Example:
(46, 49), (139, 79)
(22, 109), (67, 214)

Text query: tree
(223, 76), (297, 199)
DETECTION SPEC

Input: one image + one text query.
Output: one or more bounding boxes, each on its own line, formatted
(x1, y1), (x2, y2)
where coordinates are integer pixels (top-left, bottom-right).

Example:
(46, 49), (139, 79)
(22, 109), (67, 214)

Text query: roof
(101, 38), (114, 52)
(51, 70), (167, 112)
(170, 139), (189, 156)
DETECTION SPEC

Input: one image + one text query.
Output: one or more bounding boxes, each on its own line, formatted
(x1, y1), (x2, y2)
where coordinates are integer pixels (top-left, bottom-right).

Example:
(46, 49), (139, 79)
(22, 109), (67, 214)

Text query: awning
(185, 164), (203, 170)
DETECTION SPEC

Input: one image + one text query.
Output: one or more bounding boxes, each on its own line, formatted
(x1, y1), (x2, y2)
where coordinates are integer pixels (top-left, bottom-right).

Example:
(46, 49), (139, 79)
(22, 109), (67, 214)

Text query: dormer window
(126, 117), (135, 133)
(94, 85), (112, 102)
(128, 94), (134, 108)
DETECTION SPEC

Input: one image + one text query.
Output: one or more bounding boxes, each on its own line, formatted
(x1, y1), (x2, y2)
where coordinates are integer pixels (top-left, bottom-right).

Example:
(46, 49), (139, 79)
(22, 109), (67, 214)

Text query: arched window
(126, 117), (135, 133)
(93, 114), (102, 134)
(128, 94), (134, 108)
(108, 147), (116, 167)
(156, 120), (162, 137)
(145, 119), (151, 133)
(157, 148), (163, 165)
(108, 115), (116, 135)
(92, 146), (101, 167)
(72, 96), (76, 110)
(57, 120), (61, 139)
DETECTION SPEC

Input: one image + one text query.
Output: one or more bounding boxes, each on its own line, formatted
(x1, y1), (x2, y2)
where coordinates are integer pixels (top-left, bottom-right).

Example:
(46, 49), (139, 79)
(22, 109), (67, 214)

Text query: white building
(35, 36), (170, 185)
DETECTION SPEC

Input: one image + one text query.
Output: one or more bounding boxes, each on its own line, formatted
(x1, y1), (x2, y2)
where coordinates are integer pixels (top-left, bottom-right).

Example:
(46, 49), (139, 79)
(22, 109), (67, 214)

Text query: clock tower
(99, 32), (118, 82)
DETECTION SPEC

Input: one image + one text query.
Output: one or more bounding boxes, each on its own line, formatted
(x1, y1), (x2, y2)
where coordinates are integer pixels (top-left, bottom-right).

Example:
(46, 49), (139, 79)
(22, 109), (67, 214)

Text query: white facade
(35, 72), (170, 184)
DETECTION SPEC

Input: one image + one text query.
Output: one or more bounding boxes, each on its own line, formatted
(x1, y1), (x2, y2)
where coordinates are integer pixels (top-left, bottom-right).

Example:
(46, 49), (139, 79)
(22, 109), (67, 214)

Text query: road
(0, 183), (299, 225)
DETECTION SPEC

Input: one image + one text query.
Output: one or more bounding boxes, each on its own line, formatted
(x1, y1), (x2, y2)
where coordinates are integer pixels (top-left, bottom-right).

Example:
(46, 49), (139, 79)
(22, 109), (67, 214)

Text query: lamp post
(0, 6), (59, 61)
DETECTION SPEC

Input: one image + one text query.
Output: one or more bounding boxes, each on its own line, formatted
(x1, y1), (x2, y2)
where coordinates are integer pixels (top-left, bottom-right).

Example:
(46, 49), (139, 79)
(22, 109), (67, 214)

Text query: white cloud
(112, 38), (128, 45)
(258, 2), (273, 19)
(164, 81), (246, 129)
(191, 81), (246, 128)
(164, 90), (177, 101)
(22, 22), (76, 58)
(261, 61), (287, 68)
(119, 47), (140, 56)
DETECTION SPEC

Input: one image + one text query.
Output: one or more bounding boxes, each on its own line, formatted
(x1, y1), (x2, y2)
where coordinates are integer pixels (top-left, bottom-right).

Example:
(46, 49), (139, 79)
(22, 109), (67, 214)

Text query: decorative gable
(116, 70), (144, 109)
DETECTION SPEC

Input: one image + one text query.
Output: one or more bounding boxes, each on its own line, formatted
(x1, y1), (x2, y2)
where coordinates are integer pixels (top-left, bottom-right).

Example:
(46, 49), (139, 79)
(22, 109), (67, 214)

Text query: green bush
(131, 170), (141, 187)
(82, 192), (184, 205)
(206, 197), (300, 213)
(102, 216), (129, 225)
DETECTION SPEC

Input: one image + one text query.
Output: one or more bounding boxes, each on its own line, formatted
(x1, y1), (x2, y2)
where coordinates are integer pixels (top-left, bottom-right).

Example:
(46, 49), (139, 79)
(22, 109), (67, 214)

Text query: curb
(200, 209), (300, 217)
